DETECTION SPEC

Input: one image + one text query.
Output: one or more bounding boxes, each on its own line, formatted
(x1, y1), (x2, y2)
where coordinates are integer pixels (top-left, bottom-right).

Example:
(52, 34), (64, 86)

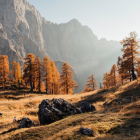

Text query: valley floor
(0, 80), (140, 140)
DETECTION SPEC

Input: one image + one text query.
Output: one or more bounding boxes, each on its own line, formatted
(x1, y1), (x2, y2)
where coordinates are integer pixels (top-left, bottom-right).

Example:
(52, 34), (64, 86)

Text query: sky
(27, 0), (140, 41)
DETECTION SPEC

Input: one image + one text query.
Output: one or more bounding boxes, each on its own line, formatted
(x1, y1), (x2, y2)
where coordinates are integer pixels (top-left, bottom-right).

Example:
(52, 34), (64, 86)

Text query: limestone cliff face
(0, 0), (122, 91)
(0, 0), (47, 61)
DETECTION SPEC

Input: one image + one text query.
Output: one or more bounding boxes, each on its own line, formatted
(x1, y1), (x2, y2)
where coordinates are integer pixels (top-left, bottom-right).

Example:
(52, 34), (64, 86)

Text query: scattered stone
(91, 105), (96, 111)
(75, 108), (82, 114)
(81, 102), (91, 113)
(38, 98), (82, 125)
(80, 127), (96, 136)
(103, 96), (140, 107)
(18, 118), (34, 129)
(81, 101), (96, 113)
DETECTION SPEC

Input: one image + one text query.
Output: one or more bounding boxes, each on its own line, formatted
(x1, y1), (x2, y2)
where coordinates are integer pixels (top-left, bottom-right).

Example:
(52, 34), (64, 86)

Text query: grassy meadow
(0, 80), (140, 140)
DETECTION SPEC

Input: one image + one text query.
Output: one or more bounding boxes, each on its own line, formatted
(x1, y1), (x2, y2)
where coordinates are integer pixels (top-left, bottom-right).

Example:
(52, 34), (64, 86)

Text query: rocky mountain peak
(0, 0), (122, 91)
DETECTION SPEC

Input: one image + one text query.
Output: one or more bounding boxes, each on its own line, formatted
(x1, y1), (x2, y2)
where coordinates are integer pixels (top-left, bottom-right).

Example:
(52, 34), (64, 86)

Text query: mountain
(0, 0), (122, 91)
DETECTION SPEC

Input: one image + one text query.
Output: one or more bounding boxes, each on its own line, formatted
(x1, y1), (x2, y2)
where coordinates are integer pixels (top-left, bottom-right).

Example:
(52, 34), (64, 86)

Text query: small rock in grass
(18, 118), (34, 129)
(80, 127), (96, 136)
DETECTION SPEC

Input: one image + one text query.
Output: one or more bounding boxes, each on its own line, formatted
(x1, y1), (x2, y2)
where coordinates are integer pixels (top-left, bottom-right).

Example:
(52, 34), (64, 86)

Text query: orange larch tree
(103, 72), (111, 89)
(0, 55), (9, 88)
(16, 62), (21, 86)
(42, 56), (52, 94)
(85, 74), (97, 92)
(11, 61), (17, 82)
(23, 53), (35, 92)
(34, 57), (43, 92)
(120, 31), (140, 81)
(61, 62), (77, 95)
(110, 64), (118, 87)
(54, 68), (61, 95)
(136, 58), (140, 81)
(50, 61), (55, 94)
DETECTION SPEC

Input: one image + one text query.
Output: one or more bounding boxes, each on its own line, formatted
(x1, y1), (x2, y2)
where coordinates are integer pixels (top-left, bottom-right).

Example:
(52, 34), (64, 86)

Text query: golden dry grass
(0, 80), (140, 140)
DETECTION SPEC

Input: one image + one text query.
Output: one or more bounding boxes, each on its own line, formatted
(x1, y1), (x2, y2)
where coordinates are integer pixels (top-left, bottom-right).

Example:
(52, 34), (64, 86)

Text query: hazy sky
(27, 0), (140, 41)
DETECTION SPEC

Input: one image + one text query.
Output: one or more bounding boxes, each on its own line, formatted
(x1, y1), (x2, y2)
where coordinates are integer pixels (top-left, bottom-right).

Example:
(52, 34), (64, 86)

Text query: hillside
(0, 80), (140, 140)
(0, 0), (122, 91)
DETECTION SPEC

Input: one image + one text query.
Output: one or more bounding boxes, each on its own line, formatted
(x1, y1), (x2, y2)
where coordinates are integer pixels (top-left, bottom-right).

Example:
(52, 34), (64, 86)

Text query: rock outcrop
(38, 99), (96, 125)
(38, 98), (82, 125)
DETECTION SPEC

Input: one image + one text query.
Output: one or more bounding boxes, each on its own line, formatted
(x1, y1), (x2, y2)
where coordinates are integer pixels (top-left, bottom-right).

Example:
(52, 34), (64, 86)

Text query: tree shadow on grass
(0, 128), (17, 135)
(107, 115), (140, 138)
(118, 83), (140, 98)
(74, 89), (109, 107)
(0, 90), (49, 100)
(75, 82), (140, 110)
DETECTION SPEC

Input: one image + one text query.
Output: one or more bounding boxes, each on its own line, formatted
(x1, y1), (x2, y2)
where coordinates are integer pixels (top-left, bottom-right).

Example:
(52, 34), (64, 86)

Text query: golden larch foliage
(85, 74), (97, 92)
(41, 81), (46, 92)
(16, 62), (21, 83)
(0, 55), (9, 87)
(120, 31), (140, 81)
(42, 56), (52, 94)
(110, 64), (118, 87)
(34, 57), (43, 92)
(54, 68), (61, 95)
(11, 61), (17, 81)
(23, 53), (35, 92)
(61, 62), (77, 95)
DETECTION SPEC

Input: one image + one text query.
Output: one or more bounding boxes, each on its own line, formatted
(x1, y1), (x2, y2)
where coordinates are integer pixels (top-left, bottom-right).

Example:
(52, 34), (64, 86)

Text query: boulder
(80, 127), (96, 136)
(91, 105), (96, 111)
(38, 98), (82, 125)
(81, 101), (96, 113)
(18, 118), (34, 129)
(75, 108), (82, 114)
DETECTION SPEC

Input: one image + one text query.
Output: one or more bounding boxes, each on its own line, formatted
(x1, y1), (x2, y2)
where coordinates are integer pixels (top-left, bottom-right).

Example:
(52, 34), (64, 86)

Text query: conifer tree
(103, 72), (110, 88)
(49, 61), (61, 94)
(41, 81), (46, 92)
(35, 57), (42, 92)
(0, 55), (9, 87)
(136, 58), (140, 81)
(121, 31), (140, 81)
(61, 62), (77, 94)
(50, 61), (55, 94)
(117, 56), (129, 84)
(110, 64), (118, 87)
(54, 68), (61, 94)
(16, 62), (21, 85)
(11, 61), (17, 81)
(23, 53), (35, 92)
(85, 74), (97, 92)
(42, 56), (52, 93)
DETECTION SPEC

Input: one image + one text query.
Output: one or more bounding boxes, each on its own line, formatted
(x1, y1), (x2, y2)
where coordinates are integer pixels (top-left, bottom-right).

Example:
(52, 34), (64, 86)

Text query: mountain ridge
(0, 0), (122, 91)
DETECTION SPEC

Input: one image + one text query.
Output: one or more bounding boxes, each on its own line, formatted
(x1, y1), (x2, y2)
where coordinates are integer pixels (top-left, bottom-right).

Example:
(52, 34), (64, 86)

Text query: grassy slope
(0, 80), (140, 140)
